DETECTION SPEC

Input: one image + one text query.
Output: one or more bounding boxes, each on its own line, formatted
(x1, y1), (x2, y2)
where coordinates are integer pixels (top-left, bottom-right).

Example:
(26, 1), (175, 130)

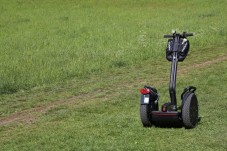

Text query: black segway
(140, 31), (199, 129)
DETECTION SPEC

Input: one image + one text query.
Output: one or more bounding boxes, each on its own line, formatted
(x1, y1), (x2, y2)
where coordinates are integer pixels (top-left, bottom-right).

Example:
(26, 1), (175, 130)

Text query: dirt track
(1, 54), (227, 126)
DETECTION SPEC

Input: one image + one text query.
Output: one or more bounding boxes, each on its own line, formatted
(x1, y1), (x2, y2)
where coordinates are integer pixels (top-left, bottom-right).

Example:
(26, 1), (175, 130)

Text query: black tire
(140, 100), (158, 127)
(182, 93), (199, 129)
(140, 104), (152, 127)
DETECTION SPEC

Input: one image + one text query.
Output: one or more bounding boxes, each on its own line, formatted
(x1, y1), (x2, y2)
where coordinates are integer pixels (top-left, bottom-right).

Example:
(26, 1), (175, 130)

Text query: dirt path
(1, 54), (227, 126)
(179, 55), (227, 75)
(0, 93), (94, 125)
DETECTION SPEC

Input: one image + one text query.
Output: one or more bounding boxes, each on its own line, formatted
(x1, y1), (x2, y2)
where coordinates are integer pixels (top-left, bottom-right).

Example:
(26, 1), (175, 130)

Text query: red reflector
(140, 88), (150, 94)
(162, 106), (167, 112)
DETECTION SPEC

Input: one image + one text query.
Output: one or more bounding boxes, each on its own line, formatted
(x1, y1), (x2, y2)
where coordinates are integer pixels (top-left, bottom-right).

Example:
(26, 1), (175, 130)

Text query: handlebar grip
(184, 33), (194, 37)
(164, 34), (173, 38)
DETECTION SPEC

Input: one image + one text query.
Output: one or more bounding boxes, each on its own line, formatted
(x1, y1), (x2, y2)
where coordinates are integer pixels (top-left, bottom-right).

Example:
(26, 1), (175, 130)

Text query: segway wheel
(182, 93), (199, 129)
(140, 104), (153, 127)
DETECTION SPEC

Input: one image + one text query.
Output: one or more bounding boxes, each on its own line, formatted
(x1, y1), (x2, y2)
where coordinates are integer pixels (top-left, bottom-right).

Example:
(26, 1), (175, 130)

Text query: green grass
(1, 52), (227, 150)
(0, 0), (227, 150)
(0, 0), (226, 93)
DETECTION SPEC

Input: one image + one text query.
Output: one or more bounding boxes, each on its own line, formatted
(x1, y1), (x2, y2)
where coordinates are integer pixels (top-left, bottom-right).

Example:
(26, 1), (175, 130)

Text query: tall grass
(0, 0), (226, 93)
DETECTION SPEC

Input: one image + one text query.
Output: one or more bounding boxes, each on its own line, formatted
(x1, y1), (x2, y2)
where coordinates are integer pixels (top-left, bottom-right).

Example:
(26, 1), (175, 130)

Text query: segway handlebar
(184, 33), (194, 37)
(164, 32), (194, 38)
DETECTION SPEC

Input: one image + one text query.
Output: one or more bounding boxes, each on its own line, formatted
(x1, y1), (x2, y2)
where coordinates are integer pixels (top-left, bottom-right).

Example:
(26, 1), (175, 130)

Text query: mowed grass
(1, 47), (227, 151)
(0, 0), (227, 150)
(0, 0), (226, 93)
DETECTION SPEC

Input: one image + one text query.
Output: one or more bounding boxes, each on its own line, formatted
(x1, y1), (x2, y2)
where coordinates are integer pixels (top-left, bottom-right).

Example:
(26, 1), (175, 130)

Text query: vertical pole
(169, 35), (179, 111)
(169, 52), (178, 110)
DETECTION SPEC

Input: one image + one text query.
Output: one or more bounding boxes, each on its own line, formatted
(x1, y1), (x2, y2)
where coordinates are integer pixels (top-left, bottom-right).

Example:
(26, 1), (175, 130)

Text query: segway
(140, 31), (199, 129)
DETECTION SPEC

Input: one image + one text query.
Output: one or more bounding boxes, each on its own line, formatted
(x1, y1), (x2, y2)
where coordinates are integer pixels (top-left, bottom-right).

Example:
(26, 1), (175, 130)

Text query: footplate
(151, 111), (182, 127)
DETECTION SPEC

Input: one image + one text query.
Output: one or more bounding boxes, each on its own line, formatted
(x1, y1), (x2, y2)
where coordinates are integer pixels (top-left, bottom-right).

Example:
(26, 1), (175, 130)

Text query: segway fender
(181, 86), (197, 106)
(181, 86), (196, 100)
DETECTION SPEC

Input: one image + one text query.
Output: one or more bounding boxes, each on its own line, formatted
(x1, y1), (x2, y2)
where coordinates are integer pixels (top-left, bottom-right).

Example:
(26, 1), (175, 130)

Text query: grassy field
(0, 0), (226, 94)
(0, 0), (227, 150)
